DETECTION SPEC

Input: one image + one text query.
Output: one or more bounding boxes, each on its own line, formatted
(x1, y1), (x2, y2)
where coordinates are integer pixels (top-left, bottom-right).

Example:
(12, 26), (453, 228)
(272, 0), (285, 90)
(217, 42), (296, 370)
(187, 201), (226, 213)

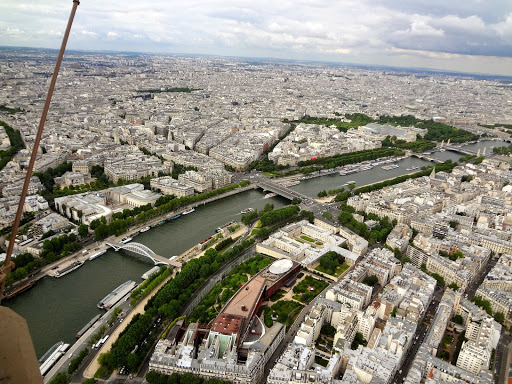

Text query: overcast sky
(1, 0), (512, 76)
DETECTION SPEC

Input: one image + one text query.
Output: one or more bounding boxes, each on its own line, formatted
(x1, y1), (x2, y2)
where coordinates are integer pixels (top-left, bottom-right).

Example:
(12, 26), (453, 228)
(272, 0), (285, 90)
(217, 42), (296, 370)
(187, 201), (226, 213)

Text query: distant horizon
(1, 0), (512, 77)
(2, 45), (512, 82)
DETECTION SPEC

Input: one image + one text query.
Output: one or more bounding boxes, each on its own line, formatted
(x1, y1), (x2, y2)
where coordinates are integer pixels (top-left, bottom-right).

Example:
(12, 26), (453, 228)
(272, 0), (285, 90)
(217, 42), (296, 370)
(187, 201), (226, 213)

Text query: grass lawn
(274, 300), (304, 329)
(316, 262), (349, 277)
(188, 256), (272, 324)
(300, 235), (315, 242)
(292, 275), (329, 303)
(315, 356), (328, 367)
(269, 289), (286, 302)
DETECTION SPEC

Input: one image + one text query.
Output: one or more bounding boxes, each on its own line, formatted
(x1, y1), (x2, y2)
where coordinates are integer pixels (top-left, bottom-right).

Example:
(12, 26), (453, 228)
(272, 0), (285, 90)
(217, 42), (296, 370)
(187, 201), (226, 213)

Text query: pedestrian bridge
(106, 242), (181, 267)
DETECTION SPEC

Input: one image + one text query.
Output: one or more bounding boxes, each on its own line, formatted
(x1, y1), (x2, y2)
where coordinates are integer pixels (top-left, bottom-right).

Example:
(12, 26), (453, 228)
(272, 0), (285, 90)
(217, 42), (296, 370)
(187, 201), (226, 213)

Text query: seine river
(4, 140), (508, 357)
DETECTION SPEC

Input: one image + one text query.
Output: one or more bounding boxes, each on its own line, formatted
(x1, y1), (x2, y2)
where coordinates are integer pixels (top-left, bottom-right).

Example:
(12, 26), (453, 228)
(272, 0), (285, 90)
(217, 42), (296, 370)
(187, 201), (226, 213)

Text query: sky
(1, 0), (512, 76)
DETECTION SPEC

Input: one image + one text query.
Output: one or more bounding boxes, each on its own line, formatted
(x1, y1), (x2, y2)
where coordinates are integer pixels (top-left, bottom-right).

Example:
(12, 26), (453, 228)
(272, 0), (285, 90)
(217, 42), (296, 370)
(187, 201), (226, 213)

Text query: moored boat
(89, 250), (106, 261)
(119, 237), (133, 244)
(55, 261), (84, 278)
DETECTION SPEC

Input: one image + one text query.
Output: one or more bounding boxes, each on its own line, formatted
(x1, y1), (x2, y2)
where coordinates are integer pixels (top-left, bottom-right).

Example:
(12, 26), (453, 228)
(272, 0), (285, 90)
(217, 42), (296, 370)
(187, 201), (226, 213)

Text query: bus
(99, 335), (110, 345)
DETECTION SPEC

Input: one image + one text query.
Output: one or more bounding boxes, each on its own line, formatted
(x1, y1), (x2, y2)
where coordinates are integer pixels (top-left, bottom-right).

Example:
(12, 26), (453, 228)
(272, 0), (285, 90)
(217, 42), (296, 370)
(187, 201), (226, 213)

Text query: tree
(262, 203), (274, 213)
(452, 314), (464, 325)
(450, 251), (464, 261)
(351, 332), (366, 350)
(78, 224), (89, 238)
(299, 210), (314, 224)
(448, 282), (459, 291)
(94, 224), (110, 240)
(320, 323), (336, 337)
(449, 220), (458, 229)
(431, 273), (445, 287)
(362, 275), (379, 287)
(48, 372), (70, 384)
(471, 296), (493, 315)
(291, 197), (302, 205)
(494, 312), (505, 324)
(90, 219), (101, 230)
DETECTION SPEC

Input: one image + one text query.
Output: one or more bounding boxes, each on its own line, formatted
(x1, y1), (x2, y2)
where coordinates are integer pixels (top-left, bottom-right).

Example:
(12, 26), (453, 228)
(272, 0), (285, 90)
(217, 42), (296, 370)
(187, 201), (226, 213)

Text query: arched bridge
(106, 242), (181, 267)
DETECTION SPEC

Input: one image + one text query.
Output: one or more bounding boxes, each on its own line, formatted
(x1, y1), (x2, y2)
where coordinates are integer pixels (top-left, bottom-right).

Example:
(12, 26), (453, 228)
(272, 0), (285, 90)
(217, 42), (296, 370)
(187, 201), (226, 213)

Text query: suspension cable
(0, 0), (80, 302)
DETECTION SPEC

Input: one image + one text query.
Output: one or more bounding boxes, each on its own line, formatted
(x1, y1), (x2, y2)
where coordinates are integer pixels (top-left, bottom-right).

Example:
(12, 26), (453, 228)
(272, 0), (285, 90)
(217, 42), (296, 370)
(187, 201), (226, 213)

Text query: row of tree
(98, 237), (256, 372)
(35, 162), (72, 191)
(471, 296), (505, 324)
(5, 231), (83, 291)
(493, 144), (512, 155)
(130, 267), (173, 307)
(188, 255), (272, 324)
(91, 181), (250, 241)
(351, 161), (457, 197)
(377, 115), (479, 143)
(338, 205), (396, 245)
(41, 232), (82, 261)
(297, 147), (403, 168)
(293, 113), (373, 132)
(259, 205), (300, 226)
(0, 120), (25, 171)
(146, 371), (232, 384)
(132, 181), (250, 226)
(381, 135), (437, 153)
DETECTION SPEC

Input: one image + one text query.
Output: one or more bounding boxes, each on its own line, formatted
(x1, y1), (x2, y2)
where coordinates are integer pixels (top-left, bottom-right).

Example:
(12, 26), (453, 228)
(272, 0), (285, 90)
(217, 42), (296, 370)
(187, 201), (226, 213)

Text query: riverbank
(3, 184), (257, 299)
(82, 271), (175, 379)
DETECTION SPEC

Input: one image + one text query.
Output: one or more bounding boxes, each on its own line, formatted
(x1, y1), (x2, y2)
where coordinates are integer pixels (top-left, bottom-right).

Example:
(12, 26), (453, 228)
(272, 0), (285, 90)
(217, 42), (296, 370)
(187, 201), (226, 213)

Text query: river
(5, 139), (508, 357)
(289, 140), (509, 197)
(5, 189), (288, 358)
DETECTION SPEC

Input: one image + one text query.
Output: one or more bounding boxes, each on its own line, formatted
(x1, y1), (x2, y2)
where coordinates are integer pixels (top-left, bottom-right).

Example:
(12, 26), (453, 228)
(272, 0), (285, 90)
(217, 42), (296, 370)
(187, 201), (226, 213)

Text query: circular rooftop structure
(269, 259), (293, 275)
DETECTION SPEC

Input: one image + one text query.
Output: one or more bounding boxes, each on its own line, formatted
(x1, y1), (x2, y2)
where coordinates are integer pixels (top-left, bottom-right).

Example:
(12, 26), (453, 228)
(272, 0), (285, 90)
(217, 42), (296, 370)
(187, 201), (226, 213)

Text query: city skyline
(1, 0), (512, 76)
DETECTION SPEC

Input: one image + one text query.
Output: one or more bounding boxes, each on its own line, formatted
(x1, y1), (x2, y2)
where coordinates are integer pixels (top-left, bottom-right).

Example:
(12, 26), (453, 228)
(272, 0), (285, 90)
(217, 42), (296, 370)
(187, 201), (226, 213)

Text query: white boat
(405, 166), (420, 171)
(119, 237), (133, 244)
(182, 208), (195, 215)
(264, 192), (277, 199)
(140, 226), (150, 233)
(39, 341), (69, 376)
(55, 261), (84, 278)
(241, 208), (255, 214)
(347, 181), (356, 185)
(382, 164), (399, 170)
(280, 180), (300, 187)
(89, 250), (106, 261)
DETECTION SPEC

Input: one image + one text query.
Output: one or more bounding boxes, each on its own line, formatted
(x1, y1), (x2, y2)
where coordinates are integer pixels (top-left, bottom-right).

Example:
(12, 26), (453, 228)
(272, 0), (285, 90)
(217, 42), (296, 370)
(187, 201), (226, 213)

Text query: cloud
(0, 0), (511, 75)
(80, 30), (97, 36)
(493, 13), (512, 41)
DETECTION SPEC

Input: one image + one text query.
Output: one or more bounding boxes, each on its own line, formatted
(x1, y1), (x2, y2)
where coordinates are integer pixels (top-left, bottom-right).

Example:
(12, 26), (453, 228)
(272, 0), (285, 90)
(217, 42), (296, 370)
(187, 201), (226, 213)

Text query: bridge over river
(106, 242), (182, 268)
(256, 179), (311, 202)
